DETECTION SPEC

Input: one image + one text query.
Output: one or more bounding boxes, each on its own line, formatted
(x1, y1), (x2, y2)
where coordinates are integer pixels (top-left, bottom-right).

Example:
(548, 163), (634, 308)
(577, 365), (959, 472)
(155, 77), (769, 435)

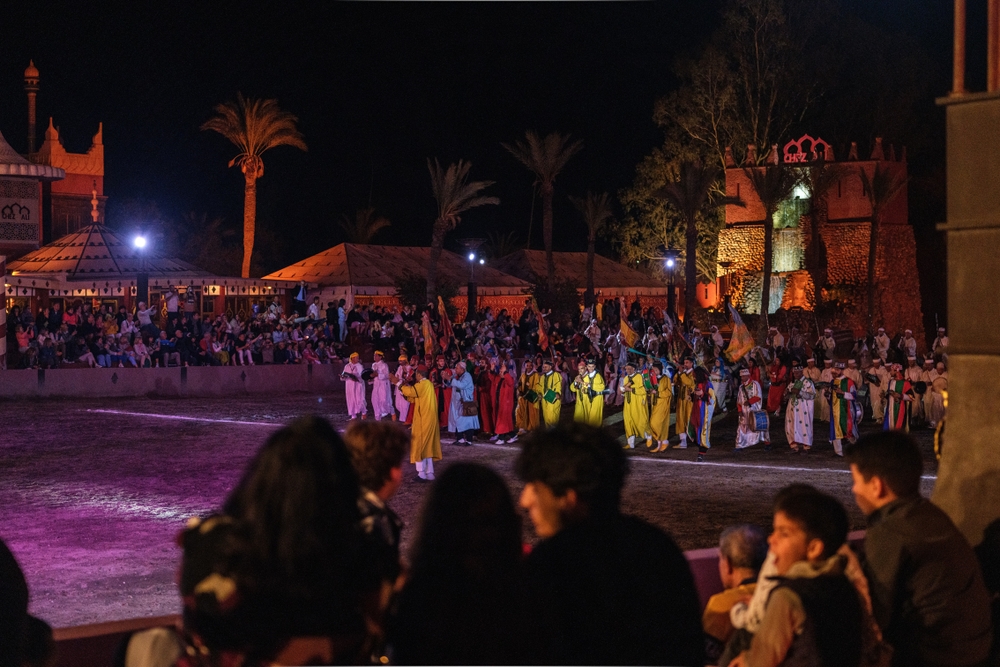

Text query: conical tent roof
(0, 129), (63, 180)
(7, 224), (210, 279)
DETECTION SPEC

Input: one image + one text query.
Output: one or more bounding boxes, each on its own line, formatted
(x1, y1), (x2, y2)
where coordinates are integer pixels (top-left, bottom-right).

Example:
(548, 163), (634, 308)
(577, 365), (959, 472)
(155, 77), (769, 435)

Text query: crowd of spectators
(1, 422), (997, 666)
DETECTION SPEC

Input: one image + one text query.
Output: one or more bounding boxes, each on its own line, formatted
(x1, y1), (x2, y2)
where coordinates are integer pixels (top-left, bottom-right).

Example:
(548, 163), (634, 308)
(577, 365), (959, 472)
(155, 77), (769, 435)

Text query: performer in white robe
(735, 369), (769, 449)
(368, 351), (394, 420)
(903, 356), (924, 424)
(920, 359), (936, 426)
(899, 330), (917, 359)
(818, 329), (837, 361)
(341, 352), (368, 420)
(784, 364), (816, 452)
(932, 327), (949, 362)
(803, 358), (826, 422)
(394, 355), (413, 422)
(929, 362), (948, 425)
(873, 327), (891, 362)
(867, 357), (890, 422)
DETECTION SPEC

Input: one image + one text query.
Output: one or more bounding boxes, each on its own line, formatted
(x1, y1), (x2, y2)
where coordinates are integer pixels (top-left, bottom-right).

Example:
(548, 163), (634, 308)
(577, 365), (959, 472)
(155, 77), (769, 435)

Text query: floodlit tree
(744, 162), (799, 335)
(569, 192), (614, 308)
(656, 161), (742, 321)
(801, 159), (849, 310)
(339, 207), (391, 245)
(859, 163), (907, 333)
(426, 159), (499, 304)
(502, 131), (583, 285)
(201, 93), (307, 278)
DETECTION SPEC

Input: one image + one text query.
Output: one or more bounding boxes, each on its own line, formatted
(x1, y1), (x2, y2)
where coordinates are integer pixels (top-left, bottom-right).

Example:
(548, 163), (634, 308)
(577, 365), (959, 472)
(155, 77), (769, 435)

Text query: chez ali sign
(782, 134), (831, 164)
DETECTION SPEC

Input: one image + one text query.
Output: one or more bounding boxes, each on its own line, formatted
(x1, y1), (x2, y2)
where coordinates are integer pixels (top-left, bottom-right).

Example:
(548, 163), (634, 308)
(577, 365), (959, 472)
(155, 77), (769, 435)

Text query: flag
(421, 311), (436, 357)
(618, 297), (639, 349)
(437, 296), (454, 351)
(724, 304), (754, 363)
(530, 296), (549, 351)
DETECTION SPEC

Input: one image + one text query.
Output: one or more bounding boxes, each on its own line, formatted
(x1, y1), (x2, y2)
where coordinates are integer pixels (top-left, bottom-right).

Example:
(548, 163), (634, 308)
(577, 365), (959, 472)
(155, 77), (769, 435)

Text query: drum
(749, 410), (770, 432)
(857, 386), (869, 399)
(523, 389), (540, 403)
(543, 388), (560, 404)
(360, 369), (376, 382)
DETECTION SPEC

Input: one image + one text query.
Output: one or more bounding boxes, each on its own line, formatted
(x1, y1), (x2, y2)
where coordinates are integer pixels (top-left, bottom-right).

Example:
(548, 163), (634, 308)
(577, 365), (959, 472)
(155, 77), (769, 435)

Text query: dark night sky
(0, 0), (965, 279)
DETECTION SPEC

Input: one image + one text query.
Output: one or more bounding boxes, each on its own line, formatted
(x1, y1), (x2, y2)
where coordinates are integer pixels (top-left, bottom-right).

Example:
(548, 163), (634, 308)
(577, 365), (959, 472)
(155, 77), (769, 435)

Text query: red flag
(530, 296), (549, 351)
(437, 296), (454, 351)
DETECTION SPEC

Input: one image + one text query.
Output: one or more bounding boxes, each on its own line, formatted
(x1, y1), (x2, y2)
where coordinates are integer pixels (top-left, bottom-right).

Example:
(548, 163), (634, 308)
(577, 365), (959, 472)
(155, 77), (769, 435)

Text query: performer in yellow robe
(571, 360), (588, 423)
(620, 361), (652, 449)
(515, 360), (542, 432)
(673, 358), (696, 448)
(571, 356), (606, 427)
(649, 361), (674, 452)
(539, 358), (563, 428)
(394, 365), (441, 482)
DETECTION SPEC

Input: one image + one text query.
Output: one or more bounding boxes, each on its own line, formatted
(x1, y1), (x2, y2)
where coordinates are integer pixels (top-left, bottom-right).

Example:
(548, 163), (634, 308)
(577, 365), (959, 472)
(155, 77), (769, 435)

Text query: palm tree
(426, 159), (499, 303)
(486, 230), (521, 259)
(201, 93), (307, 278)
(569, 192), (614, 308)
(859, 163), (907, 333)
(744, 163), (800, 336)
(656, 161), (740, 321)
(502, 131), (583, 285)
(339, 207), (390, 245)
(802, 159), (848, 311)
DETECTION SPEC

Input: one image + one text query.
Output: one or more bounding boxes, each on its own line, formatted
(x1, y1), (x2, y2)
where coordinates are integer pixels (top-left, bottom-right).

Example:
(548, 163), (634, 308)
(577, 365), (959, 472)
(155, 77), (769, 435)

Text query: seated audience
(388, 463), (546, 665)
(729, 487), (863, 667)
(515, 422), (704, 666)
(703, 524), (768, 664)
(846, 431), (994, 667)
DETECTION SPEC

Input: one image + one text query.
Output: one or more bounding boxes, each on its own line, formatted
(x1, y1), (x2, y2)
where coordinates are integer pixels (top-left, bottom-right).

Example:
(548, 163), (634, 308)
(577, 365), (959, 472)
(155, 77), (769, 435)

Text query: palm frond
(569, 191), (615, 240)
(502, 130), (583, 184)
(427, 158), (499, 231)
(201, 93), (307, 176)
(338, 207), (391, 244)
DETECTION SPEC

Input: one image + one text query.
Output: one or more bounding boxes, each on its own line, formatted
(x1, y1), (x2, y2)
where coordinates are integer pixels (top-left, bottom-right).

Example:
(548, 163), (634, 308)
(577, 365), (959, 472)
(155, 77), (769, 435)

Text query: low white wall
(0, 363), (346, 399)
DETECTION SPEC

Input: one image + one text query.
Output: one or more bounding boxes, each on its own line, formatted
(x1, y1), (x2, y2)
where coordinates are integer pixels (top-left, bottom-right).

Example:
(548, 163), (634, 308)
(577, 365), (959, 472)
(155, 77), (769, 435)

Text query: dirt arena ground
(0, 392), (938, 628)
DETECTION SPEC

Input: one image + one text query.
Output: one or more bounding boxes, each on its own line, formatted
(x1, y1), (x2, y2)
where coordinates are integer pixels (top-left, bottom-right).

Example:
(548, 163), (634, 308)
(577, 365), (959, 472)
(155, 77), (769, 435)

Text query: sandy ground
(0, 391), (938, 628)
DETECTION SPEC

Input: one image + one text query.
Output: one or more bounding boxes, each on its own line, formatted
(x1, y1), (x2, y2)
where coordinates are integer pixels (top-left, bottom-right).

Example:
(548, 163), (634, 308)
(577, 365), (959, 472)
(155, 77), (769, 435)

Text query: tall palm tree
(744, 163), (800, 336)
(569, 192), (614, 307)
(486, 230), (521, 259)
(339, 207), (390, 245)
(502, 131), (583, 285)
(859, 163), (907, 333)
(201, 93), (307, 278)
(426, 159), (499, 304)
(656, 161), (739, 321)
(802, 159), (848, 311)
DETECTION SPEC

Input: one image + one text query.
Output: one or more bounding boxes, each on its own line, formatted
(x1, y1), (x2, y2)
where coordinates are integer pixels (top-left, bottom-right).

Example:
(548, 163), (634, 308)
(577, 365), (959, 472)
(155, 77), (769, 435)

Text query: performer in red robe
(428, 355), (452, 428)
(493, 362), (517, 443)
(475, 360), (496, 437)
(766, 358), (789, 415)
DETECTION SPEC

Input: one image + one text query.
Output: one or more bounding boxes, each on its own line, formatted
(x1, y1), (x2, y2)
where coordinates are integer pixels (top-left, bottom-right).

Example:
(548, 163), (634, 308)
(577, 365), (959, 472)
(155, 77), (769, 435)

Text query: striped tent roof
(6, 224), (210, 279)
(264, 243), (531, 292)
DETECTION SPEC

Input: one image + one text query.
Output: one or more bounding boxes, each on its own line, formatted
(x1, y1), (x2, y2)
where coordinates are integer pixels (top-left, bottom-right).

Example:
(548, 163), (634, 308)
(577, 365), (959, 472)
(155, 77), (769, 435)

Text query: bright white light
(479, 258), (485, 265)
(468, 252), (475, 261)
(133, 236), (147, 249)
(666, 259), (675, 268)
(793, 184), (810, 200)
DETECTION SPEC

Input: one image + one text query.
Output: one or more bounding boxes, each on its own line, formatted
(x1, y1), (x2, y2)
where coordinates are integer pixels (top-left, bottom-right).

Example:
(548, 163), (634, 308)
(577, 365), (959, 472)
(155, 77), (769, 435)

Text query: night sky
(0, 0), (966, 293)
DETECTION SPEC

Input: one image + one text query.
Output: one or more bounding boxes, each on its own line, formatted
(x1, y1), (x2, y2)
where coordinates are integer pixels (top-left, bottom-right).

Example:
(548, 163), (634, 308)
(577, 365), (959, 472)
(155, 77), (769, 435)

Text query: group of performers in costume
(339, 317), (947, 475)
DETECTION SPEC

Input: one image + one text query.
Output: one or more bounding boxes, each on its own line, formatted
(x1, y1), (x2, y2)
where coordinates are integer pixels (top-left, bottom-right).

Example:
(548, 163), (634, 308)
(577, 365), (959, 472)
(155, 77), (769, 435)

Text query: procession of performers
(342, 311), (946, 469)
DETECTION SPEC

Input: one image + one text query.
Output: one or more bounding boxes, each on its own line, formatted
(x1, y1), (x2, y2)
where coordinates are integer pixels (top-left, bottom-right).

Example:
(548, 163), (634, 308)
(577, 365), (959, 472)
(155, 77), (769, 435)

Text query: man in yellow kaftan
(394, 364), (442, 482)
(673, 357), (696, 449)
(515, 359), (542, 433)
(620, 360), (652, 449)
(649, 361), (674, 452)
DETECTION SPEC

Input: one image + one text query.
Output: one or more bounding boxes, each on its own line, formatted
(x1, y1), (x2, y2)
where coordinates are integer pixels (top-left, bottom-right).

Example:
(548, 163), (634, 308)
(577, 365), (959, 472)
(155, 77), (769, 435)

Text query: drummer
(735, 367), (769, 450)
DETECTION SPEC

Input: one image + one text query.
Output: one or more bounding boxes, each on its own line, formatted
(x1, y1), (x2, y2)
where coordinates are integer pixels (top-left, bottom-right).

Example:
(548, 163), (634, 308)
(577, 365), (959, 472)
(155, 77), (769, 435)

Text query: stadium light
(133, 235), (147, 249)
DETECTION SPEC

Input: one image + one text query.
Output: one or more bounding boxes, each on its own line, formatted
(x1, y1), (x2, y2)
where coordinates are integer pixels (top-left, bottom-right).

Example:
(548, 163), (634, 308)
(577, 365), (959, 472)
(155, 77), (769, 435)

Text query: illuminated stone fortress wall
(718, 135), (924, 344)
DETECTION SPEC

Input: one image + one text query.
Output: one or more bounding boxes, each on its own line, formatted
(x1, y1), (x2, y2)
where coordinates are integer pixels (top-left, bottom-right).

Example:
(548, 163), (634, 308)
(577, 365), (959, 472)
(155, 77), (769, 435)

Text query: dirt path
(0, 393), (938, 628)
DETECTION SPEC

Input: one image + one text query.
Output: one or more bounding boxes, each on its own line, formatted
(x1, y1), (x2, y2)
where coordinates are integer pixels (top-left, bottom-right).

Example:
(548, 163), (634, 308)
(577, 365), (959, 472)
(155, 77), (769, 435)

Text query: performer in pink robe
(341, 352), (368, 420)
(370, 350), (393, 420)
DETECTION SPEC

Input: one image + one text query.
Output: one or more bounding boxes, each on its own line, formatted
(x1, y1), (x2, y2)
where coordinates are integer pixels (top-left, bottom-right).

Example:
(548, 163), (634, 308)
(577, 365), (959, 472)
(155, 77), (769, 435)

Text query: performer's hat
(806, 357), (816, 363)
(647, 326), (655, 332)
(872, 357), (882, 363)
(374, 350), (383, 357)
(834, 361), (846, 369)
(541, 358), (553, 367)
(710, 325), (719, 331)
(585, 356), (597, 365)
(416, 364), (429, 375)
(398, 354), (408, 362)
(792, 363), (803, 370)
(823, 358), (833, 365)
(878, 327), (886, 332)
(739, 368), (750, 376)
(923, 358), (934, 365)
(769, 326), (777, 331)
(624, 360), (636, 369)
(824, 328), (832, 333)
(905, 329), (913, 335)
(938, 327), (946, 333)
(349, 352), (359, 361)
(848, 359), (857, 366)
(907, 355), (916, 361)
